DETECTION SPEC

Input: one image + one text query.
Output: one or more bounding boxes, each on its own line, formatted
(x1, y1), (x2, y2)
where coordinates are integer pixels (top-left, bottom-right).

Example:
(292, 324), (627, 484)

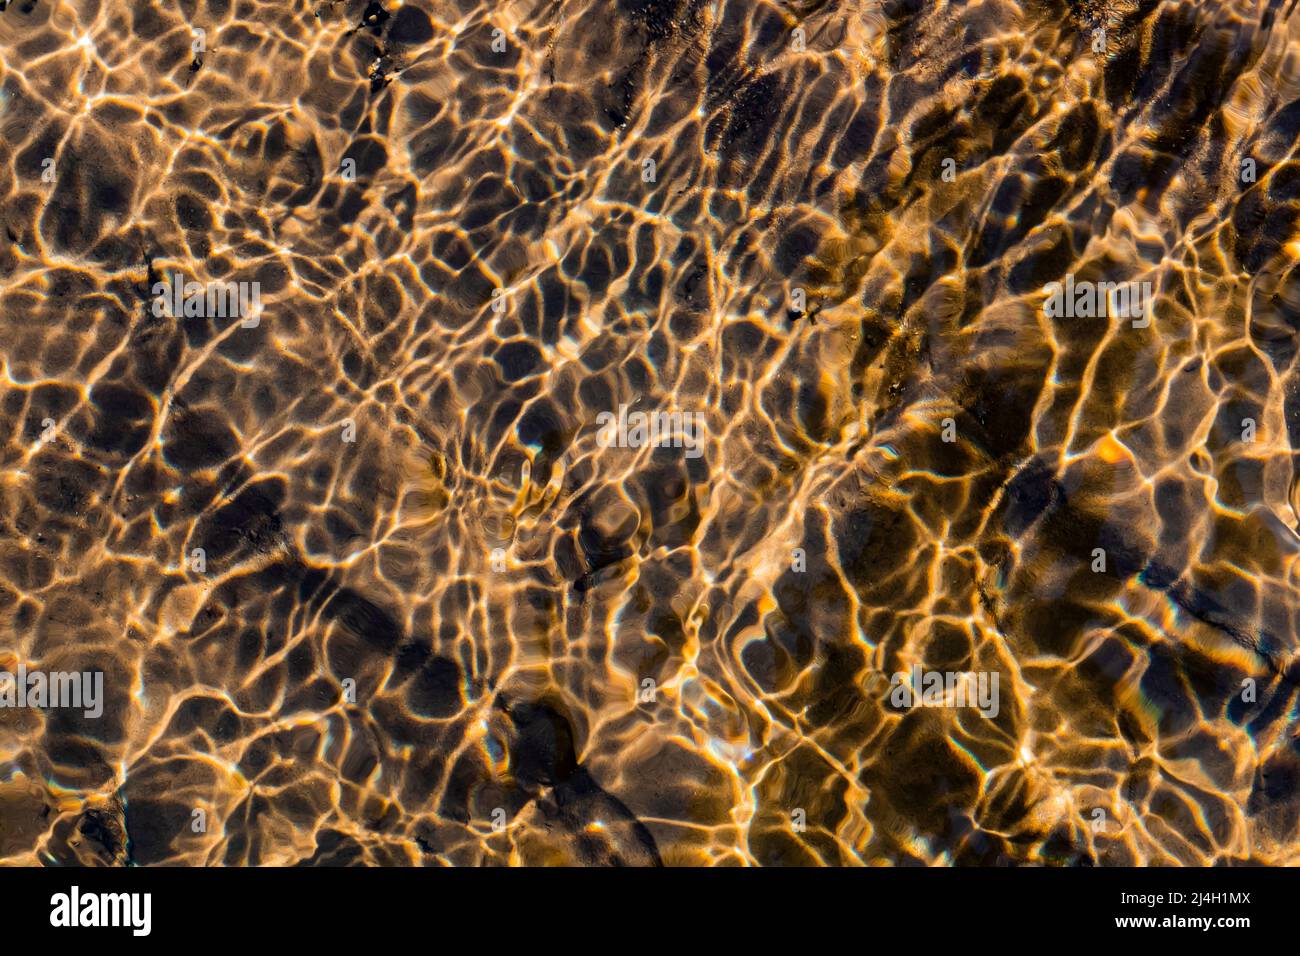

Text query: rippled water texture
(2, 0), (1300, 866)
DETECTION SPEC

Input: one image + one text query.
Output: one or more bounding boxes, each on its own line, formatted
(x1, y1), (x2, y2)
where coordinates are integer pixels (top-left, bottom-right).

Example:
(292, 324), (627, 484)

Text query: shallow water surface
(1, 0), (1299, 866)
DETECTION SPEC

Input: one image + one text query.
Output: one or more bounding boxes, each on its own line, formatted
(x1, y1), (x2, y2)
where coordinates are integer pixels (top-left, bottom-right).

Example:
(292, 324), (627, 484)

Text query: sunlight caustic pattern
(1, 0), (1299, 866)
